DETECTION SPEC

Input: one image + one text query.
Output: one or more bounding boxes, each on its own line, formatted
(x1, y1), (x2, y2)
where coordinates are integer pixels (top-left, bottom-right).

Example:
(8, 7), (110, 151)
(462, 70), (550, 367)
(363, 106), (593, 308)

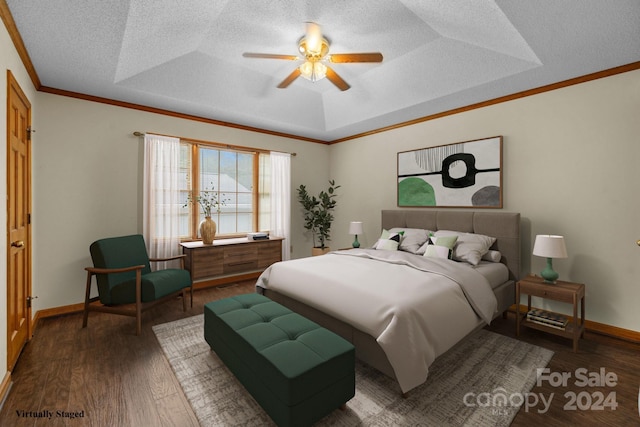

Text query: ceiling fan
(243, 22), (383, 91)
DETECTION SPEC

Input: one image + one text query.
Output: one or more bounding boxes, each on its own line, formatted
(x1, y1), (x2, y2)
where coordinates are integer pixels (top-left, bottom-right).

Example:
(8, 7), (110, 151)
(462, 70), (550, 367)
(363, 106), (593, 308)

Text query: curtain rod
(133, 131), (296, 156)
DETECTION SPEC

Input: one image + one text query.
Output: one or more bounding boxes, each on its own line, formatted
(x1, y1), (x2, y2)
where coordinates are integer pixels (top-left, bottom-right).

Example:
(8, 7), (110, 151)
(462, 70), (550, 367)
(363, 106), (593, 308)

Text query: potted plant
(297, 180), (340, 255)
(184, 184), (226, 244)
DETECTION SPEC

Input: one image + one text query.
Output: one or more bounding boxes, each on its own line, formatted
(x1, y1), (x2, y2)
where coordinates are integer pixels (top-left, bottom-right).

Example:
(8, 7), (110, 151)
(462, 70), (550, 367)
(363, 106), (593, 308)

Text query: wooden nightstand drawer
(518, 281), (574, 303)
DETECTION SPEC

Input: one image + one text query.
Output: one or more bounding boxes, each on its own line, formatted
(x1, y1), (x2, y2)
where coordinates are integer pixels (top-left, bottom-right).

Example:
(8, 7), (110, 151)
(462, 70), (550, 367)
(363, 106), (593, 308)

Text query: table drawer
(189, 246), (224, 279)
(258, 240), (282, 268)
(223, 245), (258, 274)
(519, 282), (574, 303)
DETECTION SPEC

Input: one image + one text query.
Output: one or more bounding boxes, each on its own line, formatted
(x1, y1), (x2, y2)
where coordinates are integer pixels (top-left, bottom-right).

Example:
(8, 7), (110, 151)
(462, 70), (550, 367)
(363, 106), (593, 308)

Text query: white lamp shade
(348, 221), (363, 235)
(533, 235), (568, 259)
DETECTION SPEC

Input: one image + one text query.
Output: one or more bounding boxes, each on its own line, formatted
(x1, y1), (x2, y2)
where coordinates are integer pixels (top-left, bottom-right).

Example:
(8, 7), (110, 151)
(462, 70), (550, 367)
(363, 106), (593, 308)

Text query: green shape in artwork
(398, 178), (436, 206)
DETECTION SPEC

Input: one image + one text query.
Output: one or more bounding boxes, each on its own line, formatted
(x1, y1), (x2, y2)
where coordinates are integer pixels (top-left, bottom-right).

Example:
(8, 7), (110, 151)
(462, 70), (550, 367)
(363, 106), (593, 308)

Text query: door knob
(11, 240), (24, 248)
(637, 239), (640, 246)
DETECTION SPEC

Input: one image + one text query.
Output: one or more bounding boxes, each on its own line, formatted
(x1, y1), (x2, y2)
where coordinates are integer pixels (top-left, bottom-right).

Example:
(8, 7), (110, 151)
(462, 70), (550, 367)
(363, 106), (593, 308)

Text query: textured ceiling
(5, 0), (640, 142)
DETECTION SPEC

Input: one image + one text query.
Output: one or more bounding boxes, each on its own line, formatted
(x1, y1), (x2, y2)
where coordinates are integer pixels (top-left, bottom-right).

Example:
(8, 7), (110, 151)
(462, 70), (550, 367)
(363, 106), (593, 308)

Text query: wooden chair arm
(85, 265), (146, 275)
(149, 254), (186, 263)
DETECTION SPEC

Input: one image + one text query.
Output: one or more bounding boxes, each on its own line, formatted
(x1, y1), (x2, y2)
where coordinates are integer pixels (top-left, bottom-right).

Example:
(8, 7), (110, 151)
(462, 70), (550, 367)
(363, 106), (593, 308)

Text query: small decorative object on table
(532, 234), (567, 283)
(184, 184), (227, 245)
(348, 221), (363, 248)
(199, 217), (216, 245)
(247, 232), (269, 241)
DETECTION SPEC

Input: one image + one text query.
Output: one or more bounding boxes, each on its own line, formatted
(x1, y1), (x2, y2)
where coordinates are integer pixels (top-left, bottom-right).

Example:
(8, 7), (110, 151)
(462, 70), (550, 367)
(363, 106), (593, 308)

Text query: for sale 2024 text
(535, 367), (618, 412)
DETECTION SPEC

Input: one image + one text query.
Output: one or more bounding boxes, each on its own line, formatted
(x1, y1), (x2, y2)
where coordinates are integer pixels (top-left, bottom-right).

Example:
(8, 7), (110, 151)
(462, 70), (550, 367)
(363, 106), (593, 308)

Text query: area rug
(153, 315), (553, 426)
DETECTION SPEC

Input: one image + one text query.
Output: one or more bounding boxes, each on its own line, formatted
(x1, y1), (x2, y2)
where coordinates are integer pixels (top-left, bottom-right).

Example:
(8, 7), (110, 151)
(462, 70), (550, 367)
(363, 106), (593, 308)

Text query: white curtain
(143, 133), (182, 269)
(270, 152), (291, 261)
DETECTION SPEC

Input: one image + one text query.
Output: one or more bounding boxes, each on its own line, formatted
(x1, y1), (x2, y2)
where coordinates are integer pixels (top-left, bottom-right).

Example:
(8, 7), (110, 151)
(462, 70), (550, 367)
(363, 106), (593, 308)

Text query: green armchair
(82, 234), (192, 335)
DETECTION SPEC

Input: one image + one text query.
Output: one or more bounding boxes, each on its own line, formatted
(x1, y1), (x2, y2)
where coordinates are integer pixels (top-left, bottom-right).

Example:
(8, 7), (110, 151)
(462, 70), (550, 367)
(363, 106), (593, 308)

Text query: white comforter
(255, 249), (498, 393)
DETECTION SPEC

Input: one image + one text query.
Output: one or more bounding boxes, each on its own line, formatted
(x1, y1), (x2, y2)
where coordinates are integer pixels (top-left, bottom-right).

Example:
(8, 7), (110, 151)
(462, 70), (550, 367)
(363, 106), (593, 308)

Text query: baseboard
(30, 298), (640, 344)
(32, 302), (85, 328)
(0, 371), (12, 410)
(512, 304), (640, 344)
(31, 273), (261, 323)
(588, 321), (640, 343)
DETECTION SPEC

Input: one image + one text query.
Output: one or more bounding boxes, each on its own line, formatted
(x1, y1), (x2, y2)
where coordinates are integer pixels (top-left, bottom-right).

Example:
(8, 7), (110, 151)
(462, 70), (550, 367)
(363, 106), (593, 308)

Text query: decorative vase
(199, 216), (217, 245)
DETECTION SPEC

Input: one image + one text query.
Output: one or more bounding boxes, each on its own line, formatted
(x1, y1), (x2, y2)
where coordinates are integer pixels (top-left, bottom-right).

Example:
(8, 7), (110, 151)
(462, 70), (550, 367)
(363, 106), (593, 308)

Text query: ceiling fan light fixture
(243, 21), (382, 91)
(298, 36), (329, 58)
(299, 60), (327, 82)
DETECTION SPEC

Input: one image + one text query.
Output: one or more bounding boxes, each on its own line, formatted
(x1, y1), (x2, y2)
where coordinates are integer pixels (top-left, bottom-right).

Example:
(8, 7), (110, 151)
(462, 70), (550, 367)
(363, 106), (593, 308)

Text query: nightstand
(516, 275), (585, 352)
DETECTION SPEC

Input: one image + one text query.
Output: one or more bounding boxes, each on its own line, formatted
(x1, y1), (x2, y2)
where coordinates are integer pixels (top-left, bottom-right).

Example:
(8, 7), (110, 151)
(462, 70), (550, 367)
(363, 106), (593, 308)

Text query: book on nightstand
(526, 309), (568, 330)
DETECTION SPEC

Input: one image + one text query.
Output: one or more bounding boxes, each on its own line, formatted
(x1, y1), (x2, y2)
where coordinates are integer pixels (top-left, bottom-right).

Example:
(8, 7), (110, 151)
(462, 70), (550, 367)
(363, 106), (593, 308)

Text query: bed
(256, 210), (520, 393)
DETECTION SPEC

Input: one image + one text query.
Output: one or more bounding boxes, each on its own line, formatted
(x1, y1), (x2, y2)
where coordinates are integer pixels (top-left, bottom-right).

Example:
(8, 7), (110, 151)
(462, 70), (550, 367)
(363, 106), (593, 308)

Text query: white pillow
(482, 250), (502, 263)
(389, 228), (431, 254)
(434, 230), (496, 265)
(375, 238), (399, 251)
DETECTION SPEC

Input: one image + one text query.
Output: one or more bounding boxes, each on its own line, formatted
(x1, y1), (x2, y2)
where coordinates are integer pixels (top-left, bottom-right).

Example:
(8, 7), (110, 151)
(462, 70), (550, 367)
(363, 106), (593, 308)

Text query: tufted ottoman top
(204, 293), (355, 406)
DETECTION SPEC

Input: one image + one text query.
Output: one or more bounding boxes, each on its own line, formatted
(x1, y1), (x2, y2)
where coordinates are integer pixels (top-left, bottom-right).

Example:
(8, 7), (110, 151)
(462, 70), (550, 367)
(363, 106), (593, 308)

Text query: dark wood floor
(1, 281), (639, 426)
(486, 316), (640, 426)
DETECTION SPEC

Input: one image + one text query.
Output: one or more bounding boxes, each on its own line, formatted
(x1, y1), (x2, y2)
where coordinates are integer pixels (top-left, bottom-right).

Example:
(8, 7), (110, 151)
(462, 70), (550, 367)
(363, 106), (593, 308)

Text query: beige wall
(32, 93), (330, 311)
(329, 69), (640, 331)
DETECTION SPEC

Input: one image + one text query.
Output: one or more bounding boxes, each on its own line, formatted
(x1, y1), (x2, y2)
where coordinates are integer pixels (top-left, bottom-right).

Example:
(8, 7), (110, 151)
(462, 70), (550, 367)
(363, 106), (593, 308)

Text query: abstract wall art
(397, 136), (503, 208)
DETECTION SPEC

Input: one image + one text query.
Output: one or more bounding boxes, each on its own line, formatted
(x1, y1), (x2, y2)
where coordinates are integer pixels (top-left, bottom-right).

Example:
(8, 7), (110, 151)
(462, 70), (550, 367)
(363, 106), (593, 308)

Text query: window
(179, 141), (270, 240)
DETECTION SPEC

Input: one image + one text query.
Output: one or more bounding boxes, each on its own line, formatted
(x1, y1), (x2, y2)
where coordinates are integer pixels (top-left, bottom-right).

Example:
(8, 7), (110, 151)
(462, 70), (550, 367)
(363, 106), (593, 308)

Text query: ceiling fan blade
(243, 53), (298, 61)
(325, 67), (350, 91)
(329, 52), (384, 63)
(277, 68), (302, 88)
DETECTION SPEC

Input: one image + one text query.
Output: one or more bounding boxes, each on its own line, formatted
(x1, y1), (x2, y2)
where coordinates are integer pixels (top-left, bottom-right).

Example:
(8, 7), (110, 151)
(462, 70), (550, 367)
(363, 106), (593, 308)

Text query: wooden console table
(180, 237), (283, 285)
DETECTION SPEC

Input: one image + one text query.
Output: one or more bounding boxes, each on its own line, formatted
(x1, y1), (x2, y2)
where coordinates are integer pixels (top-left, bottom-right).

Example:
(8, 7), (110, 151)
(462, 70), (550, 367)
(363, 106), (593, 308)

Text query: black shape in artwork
(441, 153), (477, 189)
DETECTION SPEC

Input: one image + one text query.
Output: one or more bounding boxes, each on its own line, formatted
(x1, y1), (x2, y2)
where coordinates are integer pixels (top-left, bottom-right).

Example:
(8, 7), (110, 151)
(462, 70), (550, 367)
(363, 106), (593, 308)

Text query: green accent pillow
(374, 229), (404, 251)
(423, 235), (458, 259)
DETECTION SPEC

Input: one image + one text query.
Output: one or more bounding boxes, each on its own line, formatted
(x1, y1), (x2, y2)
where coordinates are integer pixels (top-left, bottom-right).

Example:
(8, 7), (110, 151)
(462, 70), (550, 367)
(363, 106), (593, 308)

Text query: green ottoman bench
(204, 293), (355, 427)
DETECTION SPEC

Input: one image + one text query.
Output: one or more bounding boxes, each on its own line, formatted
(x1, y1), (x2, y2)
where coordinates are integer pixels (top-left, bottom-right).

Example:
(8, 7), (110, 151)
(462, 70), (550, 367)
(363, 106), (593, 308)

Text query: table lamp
(349, 221), (363, 248)
(532, 235), (567, 283)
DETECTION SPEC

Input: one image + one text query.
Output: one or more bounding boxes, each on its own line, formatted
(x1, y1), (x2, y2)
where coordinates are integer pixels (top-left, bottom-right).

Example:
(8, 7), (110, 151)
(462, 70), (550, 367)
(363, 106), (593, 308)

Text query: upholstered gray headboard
(381, 210), (521, 281)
